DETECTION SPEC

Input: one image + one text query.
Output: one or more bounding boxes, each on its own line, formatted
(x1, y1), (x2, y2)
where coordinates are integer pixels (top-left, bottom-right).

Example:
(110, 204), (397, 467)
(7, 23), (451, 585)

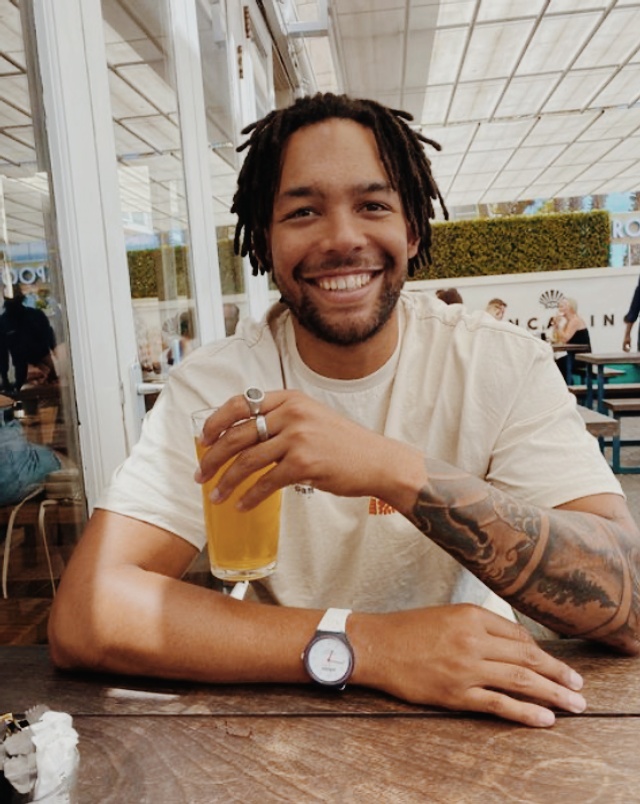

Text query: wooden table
(576, 351), (640, 412)
(1, 642), (639, 802)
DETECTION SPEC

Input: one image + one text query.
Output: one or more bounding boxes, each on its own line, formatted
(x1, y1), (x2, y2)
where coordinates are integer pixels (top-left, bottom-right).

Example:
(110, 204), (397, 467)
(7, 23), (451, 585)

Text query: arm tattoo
(408, 458), (640, 653)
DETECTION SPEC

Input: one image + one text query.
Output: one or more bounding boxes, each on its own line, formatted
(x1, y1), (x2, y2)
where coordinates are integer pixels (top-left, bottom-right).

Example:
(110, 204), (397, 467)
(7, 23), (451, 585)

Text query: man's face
(268, 118), (418, 347)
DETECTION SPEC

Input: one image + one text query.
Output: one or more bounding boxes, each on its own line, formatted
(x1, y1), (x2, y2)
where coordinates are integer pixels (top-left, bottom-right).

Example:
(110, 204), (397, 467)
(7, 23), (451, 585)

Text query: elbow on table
(47, 593), (110, 671)
(590, 626), (640, 658)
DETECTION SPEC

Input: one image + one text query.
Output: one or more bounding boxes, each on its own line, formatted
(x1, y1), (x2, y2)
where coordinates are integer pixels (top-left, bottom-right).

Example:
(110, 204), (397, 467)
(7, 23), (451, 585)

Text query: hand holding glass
(192, 408), (281, 582)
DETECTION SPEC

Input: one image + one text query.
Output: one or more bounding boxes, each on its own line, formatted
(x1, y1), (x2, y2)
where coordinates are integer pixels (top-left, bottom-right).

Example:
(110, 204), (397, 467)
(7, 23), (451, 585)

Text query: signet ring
(244, 387), (265, 417)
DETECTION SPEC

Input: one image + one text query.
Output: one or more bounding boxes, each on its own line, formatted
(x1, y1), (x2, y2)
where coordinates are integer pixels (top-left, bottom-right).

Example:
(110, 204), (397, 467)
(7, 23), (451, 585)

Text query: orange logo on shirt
(368, 497), (397, 515)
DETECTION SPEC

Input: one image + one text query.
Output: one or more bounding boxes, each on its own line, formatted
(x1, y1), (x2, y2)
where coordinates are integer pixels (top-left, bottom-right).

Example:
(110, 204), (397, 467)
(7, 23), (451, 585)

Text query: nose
(319, 208), (367, 255)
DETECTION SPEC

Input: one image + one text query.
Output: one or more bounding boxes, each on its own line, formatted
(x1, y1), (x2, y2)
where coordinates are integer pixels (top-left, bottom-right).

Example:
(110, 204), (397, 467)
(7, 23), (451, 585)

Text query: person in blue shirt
(0, 394), (61, 507)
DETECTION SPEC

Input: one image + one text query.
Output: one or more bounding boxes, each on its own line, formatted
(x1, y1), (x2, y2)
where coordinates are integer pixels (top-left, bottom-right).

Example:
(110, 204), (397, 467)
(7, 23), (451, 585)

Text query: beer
(195, 440), (281, 581)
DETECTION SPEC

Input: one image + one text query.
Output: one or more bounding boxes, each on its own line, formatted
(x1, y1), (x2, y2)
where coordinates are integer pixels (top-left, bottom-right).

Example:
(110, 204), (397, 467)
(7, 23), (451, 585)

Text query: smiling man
(49, 93), (640, 728)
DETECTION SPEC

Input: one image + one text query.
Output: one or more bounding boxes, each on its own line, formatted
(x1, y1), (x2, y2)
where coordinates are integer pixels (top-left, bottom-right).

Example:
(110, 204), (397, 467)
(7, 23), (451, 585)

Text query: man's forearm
(407, 459), (640, 653)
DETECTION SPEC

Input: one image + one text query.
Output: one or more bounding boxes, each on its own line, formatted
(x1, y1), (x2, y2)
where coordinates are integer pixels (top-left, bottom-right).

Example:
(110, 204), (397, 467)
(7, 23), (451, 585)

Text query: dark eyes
(283, 202), (390, 221)
(286, 207), (315, 219)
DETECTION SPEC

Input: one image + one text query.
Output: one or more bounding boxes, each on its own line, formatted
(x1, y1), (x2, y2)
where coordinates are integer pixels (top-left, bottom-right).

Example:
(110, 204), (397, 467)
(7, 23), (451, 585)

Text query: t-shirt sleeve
(97, 378), (207, 551)
(486, 343), (622, 508)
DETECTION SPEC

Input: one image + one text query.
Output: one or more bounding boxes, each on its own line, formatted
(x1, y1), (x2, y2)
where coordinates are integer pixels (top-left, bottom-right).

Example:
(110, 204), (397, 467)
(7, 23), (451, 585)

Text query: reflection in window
(0, 1), (85, 608)
(102, 0), (199, 380)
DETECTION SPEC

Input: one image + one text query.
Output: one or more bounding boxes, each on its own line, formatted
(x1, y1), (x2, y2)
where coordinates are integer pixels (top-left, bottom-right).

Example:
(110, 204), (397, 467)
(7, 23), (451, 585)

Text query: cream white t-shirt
(99, 292), (621, 616)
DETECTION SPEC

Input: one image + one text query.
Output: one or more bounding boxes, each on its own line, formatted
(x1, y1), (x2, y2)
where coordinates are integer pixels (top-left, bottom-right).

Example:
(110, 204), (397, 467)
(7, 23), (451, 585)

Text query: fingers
(484, 615), (584, 692)
(392, 607), (588, 727)
(195, 413), (279, 489)
(467, 612), (587, 722)
(465, 688), (557, 728)
(199, 390), (287, 447)
(194, 393), (300, 507)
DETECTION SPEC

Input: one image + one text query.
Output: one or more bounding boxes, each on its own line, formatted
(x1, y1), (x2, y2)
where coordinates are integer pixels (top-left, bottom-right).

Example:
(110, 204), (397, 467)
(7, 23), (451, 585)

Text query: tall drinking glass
(191, 408), (281, 582)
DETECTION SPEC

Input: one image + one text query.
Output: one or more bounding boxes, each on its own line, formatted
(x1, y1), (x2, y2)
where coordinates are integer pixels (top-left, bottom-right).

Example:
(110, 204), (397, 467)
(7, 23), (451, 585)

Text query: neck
(291, 310), (400, 380)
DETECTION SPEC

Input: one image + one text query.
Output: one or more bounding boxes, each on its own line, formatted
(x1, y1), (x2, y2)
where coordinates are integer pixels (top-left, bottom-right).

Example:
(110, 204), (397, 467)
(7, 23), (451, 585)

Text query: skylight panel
(590, 66), (640, 110)
(574, 9), (640, 69)
(421, 86), (454, 126)
(518, 14), (599, 75)
(495, 75), (557, 118)
(470, 119), (534, 150)
(437, 0), (477, 27)
(449, 79), (504, 122)
(543, 69), (612, 113)
(461, 21), (533, 82)
(506, 143), (565, 170)
(428, 29), (467, 85)
(524, 112), (598, 146)
(477, 0), (546, 22)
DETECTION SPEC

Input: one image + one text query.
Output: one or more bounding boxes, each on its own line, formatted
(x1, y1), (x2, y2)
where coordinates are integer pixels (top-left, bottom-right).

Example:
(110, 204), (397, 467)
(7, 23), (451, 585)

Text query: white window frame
(33, 0), (278, 508)
(34, 0), (139, 511)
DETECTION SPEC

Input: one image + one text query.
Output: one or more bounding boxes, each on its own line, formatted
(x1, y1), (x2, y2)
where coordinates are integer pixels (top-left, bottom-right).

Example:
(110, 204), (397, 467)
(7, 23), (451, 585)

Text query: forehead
(277, 118), (389, 191)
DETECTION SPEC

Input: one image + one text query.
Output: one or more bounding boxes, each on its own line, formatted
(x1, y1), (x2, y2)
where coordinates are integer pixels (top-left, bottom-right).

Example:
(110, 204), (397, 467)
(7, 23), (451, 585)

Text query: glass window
(101, 0), (199, 381)
(0, 0), (85, 610)
(197, 0), (278, 331)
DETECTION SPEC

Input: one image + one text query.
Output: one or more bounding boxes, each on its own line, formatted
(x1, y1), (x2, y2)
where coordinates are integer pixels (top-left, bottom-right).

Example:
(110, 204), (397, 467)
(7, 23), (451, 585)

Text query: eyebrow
(276, 180), (393, 201)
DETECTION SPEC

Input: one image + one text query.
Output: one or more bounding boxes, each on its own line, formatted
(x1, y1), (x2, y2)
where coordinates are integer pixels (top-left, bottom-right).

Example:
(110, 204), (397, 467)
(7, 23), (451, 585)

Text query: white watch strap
(317, 607), (352, 634)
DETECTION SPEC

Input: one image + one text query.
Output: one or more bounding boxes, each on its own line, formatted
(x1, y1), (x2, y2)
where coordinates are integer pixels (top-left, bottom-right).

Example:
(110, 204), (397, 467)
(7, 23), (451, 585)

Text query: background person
(49, 93), (640, 730)
(0, 394), (62, 507)
(622, 274), (640, 352)
(166, 310), (196, 367)
(224, 302), (240, 336)
(435, 288), (463, 305)
(485, 298), (507, 320)
(552, 297), (591, 381)
(0, 284), (58, 395)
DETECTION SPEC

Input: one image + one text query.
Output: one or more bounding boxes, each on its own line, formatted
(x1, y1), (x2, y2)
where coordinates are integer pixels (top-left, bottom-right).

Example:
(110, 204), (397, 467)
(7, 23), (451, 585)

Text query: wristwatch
(302, 608), (355, 690)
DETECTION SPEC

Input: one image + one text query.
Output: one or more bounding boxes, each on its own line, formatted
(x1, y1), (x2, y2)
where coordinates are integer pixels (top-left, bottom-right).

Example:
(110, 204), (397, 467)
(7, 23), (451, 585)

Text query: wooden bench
(586, 367), (626, 380)
(602, 398), (640, 474)
(569, 382), (640, 402)
(576, 405), (619, 440)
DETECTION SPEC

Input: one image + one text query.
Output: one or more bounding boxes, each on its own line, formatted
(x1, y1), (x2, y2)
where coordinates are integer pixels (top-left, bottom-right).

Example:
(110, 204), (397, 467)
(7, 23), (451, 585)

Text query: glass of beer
(191, 408), (281, 582)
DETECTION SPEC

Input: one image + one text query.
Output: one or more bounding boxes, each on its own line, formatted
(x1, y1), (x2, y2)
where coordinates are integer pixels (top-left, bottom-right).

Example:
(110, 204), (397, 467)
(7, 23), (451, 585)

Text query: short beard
(277, 254), (405, 346)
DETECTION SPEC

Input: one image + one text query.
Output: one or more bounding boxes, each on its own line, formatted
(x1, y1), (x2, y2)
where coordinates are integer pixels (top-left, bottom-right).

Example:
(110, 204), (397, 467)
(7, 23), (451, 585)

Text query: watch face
(305, 634), (354, 687)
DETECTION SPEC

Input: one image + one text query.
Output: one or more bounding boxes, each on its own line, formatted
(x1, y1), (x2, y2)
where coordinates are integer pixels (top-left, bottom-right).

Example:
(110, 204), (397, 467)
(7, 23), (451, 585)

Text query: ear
(406, 226), (420, 260)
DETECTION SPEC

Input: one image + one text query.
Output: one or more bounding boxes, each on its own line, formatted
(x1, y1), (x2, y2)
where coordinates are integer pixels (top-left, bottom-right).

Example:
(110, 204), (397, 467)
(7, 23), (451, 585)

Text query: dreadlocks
(231, 92), (448, 277)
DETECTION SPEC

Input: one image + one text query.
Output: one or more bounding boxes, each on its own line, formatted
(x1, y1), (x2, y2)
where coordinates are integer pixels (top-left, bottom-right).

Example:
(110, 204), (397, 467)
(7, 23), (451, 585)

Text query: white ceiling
(310, 0), (640, 213)
(1, 0), (639, 249)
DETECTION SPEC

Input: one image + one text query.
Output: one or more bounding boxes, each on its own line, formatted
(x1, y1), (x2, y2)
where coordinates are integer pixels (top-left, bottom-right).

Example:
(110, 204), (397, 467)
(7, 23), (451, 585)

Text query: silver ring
(244, 387), (265, 416)
(294, 481), (314, 496)
(255, 414), (269, 442)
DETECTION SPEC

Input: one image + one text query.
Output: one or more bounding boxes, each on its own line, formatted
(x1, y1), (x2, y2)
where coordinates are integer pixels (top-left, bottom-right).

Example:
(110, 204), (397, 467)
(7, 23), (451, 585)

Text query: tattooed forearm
(408, 458), (640, 653)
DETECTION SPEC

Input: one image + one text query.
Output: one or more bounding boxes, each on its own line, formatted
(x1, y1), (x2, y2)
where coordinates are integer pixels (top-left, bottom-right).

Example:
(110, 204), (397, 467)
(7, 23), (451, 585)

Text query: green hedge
(127, 211), (611, 296)
(414, 210), (610, 280)
(127, 228), (245, 298)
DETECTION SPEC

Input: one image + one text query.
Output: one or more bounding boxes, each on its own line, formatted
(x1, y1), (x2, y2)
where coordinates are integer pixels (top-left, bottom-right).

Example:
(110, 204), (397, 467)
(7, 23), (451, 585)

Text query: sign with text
(611, 213), (640, 245)
(412, 266), (640, 353)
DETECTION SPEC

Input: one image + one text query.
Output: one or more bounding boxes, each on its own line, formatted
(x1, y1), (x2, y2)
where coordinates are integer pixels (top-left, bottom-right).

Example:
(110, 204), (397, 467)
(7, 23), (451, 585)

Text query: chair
(1, 469), (83, 598)
(1, 485), (50, 598)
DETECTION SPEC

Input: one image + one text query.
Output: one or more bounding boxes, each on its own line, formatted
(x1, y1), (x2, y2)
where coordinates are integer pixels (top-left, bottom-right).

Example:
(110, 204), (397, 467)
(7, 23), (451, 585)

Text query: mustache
(293, 252), (385, 279)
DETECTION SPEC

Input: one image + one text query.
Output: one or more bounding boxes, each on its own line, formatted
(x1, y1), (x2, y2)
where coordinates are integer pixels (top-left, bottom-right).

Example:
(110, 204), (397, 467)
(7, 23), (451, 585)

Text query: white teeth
(316, 273), (372, 291)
